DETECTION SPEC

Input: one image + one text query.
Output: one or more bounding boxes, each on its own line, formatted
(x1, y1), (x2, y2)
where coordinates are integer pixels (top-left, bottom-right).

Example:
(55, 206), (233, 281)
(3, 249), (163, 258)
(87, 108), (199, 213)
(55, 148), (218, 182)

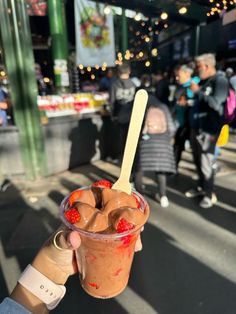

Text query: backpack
(224, 87), (236, 124)
(143, 107), (167, 134)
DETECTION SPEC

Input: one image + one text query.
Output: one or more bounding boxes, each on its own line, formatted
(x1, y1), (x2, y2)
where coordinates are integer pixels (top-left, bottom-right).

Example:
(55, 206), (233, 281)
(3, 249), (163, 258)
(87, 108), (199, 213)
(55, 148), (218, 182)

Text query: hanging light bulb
(151, 48), (158, 57)
(179, 7), (188, 14)
(160, 12), (168, 20)
(134, 13), (142, 21)
(104, 5), (111, 15)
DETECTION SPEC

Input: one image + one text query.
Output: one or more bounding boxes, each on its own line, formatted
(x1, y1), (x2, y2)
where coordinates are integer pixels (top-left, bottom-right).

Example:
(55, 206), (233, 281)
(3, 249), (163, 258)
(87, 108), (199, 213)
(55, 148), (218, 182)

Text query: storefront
(0, 1), (114, 179)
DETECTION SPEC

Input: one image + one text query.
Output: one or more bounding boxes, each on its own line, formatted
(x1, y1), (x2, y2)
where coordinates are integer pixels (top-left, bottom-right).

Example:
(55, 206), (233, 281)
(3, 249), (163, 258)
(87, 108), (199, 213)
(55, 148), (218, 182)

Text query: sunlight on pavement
(0, 239), (21, 293)
(115, 286), (158, 314)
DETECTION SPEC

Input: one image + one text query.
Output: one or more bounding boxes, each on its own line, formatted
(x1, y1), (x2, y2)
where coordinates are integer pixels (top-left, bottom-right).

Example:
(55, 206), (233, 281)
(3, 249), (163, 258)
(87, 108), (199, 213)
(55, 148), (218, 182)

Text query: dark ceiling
(92, 0), (210, 25)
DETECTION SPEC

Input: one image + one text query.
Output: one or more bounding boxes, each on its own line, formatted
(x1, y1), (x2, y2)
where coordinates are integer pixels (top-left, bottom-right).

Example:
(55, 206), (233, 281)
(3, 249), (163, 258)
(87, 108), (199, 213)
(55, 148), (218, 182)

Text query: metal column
(0, 0), (47, 180)
(121, 9), (128, 56)
(48, 0), (69, 93)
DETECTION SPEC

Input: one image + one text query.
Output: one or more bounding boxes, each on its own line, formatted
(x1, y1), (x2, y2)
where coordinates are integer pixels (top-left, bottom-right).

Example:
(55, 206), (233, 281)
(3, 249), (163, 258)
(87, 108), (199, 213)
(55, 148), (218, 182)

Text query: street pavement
(0, 135), (236, 314)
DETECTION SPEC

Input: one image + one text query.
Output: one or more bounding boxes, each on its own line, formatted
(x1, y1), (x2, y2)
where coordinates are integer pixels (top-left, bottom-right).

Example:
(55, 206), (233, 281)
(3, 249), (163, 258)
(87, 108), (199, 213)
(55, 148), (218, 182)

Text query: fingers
(134, 235), (142, 252)
(67, 231), (81, 250)
(134, 227), (144, 252)
(53, 229), (81, 251)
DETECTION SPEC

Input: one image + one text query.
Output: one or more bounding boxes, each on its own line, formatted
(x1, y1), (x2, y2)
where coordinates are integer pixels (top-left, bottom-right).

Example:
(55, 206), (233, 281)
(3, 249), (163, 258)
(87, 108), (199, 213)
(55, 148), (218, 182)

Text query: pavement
(0, 135), (236, 314)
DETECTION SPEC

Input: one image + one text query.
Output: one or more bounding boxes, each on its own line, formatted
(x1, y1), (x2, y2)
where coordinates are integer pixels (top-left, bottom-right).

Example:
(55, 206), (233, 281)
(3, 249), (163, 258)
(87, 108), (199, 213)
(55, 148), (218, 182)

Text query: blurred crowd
(106, 54), (235, 209)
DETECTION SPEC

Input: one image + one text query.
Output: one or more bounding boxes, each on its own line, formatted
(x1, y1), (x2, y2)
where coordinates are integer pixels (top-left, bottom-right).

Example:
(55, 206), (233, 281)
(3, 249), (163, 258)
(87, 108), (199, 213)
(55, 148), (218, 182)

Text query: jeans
(190, 129), (218, 198)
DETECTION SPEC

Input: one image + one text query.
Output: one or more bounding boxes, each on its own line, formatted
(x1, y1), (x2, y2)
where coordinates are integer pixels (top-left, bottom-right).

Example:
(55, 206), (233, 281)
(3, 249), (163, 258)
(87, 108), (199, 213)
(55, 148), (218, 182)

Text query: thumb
(55, 230), (81, 251)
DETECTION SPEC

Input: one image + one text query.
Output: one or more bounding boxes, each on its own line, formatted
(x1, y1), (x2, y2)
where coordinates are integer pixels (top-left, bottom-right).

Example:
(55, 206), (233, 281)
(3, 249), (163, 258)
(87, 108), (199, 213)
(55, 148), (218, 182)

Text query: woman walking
(134, 94), (176, 207)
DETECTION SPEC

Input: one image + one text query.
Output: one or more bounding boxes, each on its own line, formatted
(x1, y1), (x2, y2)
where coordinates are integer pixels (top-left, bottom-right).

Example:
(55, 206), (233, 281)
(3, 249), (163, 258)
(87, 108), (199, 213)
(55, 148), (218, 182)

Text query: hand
(0, 101), (8, 109)
(190, 82), (200, 93)
(178, 95), (188, 106)
(32, 227), (143, 285)
(32, 227), (81, 285)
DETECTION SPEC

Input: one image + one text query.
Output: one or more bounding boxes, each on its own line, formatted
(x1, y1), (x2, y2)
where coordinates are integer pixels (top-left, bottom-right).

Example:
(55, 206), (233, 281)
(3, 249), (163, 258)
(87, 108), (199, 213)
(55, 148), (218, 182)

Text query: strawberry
(64, 208), (81, 224)
(68, 190), (81, 206)
(116, 218), (135, 233)
(132, 193), (141, 208)
(92, 180), (112, 188)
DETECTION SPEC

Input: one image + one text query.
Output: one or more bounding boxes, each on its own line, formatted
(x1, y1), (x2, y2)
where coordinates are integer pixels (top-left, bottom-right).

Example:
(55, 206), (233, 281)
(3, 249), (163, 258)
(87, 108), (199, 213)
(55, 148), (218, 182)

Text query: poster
(74, 0), (115, 67)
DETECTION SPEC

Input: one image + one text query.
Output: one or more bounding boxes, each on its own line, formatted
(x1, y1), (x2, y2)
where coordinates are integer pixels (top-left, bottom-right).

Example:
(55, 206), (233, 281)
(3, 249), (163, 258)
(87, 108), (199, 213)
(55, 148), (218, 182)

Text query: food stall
(38, 91), (113, 175)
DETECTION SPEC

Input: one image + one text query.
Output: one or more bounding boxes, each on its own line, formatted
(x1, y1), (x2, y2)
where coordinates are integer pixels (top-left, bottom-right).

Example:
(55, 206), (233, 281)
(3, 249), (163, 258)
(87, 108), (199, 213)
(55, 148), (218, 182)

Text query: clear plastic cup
(60, 187), (149, 299)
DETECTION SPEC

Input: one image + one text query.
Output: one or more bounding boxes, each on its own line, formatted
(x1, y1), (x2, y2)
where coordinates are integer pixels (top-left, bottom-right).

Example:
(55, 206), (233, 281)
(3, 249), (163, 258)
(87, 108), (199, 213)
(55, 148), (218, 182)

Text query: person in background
(174, 65), (200, 171)
(0, 84), (8, 127)
(99, 68), (115, 92)
(185, 53), (229, 208)
(35, 63), (48, 96)
(229, 68), (236, 92)
(139, 74), (154, 93)
(134, 94), (176, 208)
(110, 63), (136, 160)
(153, 71), (170, 106)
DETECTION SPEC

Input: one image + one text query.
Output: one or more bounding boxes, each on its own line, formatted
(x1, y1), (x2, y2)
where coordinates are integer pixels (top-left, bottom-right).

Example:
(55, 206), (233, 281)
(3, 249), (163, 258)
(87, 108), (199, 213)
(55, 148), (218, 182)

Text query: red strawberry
(132, 193), (141, 208)
(116, 218), (135, 233)
(68, 190), (81, 206)
(92, 180), (112, 188)
(64, 208), (80, 224)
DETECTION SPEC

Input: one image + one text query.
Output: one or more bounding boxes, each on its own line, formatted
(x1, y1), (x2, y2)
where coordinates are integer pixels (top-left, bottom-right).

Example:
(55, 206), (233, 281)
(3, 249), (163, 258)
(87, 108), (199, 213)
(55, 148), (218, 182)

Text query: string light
(91, 74), (95, 80)
(0, 71), (6, 76)
(104, 5), (111, 15)
(160, 12), (168, 20)
(145, 37), (150, 42)
(125, 50), (131, 60)
(134, 13), (142, 21)
(207, 0), (235, 16)
(179, 6), (188, 14)
(139, 51), (144, 57)
(87, 67), (91, 72)
(95, 65), (99, 70)
(151, 48), (158, 57)
(145, 61), (151, 67)
(79, 64), (84, 70)
(43, 77), (50, 83)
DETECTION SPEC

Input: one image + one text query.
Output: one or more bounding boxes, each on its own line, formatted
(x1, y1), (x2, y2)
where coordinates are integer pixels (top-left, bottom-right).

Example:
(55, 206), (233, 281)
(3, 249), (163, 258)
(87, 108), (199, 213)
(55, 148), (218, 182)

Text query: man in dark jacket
(185, 53), (229, 208)
(110, 63), (136, 159)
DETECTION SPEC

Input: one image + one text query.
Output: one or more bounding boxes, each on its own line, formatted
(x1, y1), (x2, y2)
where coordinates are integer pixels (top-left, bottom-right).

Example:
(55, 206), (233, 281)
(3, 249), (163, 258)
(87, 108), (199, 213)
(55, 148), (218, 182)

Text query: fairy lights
(207, 0), (235, 16)
(179, 6), (188, 14)
(160, 12), (168, 20)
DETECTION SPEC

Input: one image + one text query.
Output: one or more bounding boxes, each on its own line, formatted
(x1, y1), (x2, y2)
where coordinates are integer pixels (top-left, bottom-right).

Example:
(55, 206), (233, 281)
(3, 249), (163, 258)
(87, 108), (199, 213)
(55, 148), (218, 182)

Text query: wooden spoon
(112, 89), (148, 194)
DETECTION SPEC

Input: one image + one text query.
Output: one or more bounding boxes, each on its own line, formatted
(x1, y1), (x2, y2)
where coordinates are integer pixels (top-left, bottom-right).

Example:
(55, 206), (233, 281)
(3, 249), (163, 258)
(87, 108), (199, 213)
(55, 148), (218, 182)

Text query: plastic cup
(60, 187), (149, 299)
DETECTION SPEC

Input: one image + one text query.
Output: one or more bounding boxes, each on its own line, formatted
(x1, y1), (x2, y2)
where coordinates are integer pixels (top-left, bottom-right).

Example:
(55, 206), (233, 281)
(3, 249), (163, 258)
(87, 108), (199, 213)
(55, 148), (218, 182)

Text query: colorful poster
(74, 0), (115, 67)
(26, 0), (47, 16)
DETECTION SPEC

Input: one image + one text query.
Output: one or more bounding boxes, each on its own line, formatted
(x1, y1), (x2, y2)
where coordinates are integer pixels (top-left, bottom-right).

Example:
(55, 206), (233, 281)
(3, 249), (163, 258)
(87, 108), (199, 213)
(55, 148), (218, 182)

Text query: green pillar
(0, 0), (47, 180)
(48, 0), (69, 93)
(121, 9), (128, 55)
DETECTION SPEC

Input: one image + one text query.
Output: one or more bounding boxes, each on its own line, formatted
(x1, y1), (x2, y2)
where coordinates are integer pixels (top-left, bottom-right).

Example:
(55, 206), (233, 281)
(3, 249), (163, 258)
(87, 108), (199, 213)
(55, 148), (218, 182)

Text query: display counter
(37, 92), (109, 119)
(0, 93), (115, 177)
